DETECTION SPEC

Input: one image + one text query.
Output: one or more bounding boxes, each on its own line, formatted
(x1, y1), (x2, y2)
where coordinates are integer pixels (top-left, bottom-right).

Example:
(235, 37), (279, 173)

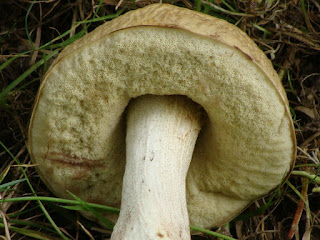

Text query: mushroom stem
(111, 95), (202, 240)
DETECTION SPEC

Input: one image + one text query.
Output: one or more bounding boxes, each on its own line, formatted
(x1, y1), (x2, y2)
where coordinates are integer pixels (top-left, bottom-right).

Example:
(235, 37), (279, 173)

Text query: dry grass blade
(287, 178), (309, 239)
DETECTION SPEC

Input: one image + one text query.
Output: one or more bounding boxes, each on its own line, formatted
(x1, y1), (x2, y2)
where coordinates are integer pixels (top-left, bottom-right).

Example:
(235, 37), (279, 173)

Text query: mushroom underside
(29, 26), (295, 231)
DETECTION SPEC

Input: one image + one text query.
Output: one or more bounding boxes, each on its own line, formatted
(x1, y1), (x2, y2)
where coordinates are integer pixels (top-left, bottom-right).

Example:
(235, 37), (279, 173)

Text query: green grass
(0, 195), (237, 239)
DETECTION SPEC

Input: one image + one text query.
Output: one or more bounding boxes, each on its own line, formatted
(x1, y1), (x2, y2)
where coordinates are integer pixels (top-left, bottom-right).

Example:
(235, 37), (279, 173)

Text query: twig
(287, 178), (309, 239)
(0, 197), (11, 240)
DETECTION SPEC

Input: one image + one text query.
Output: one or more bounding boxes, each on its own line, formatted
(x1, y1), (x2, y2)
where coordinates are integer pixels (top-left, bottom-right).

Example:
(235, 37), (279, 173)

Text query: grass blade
(0, 142), (69, 240)
(0, 50), (59, 102)
(190, 226), (237, 240)
(0, 179), (26, 191)
(0, 196), (120, 214)
(67, 191), (115, 230)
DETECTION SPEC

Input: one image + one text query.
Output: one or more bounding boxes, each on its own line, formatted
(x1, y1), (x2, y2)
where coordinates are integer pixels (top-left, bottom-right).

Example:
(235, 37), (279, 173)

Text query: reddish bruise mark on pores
(45, 152), (104, 168)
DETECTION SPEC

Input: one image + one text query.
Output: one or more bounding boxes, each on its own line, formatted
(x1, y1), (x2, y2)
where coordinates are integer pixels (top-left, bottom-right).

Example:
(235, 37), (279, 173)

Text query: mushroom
(28, 3), (296, 240)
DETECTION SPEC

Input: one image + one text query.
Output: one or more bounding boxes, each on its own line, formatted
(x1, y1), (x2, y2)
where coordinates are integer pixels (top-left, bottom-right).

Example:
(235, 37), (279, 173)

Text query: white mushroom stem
(111, 95), (202, 240)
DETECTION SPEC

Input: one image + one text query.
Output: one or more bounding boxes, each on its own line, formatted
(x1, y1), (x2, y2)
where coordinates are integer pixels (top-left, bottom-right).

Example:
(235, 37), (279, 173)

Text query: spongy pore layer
(29, 25), (295, 228)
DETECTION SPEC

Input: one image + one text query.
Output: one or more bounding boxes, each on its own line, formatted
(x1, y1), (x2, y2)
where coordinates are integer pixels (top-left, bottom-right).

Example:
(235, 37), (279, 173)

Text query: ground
(0, 0), (319, 239)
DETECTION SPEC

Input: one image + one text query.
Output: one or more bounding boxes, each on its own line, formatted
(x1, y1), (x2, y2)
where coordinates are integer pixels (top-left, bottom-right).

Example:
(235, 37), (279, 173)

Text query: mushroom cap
(28, 4), (296, 229)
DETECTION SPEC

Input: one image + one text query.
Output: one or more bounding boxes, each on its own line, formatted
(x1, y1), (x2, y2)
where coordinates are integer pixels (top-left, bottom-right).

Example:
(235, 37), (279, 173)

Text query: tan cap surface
(28, 4), (296, 229)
